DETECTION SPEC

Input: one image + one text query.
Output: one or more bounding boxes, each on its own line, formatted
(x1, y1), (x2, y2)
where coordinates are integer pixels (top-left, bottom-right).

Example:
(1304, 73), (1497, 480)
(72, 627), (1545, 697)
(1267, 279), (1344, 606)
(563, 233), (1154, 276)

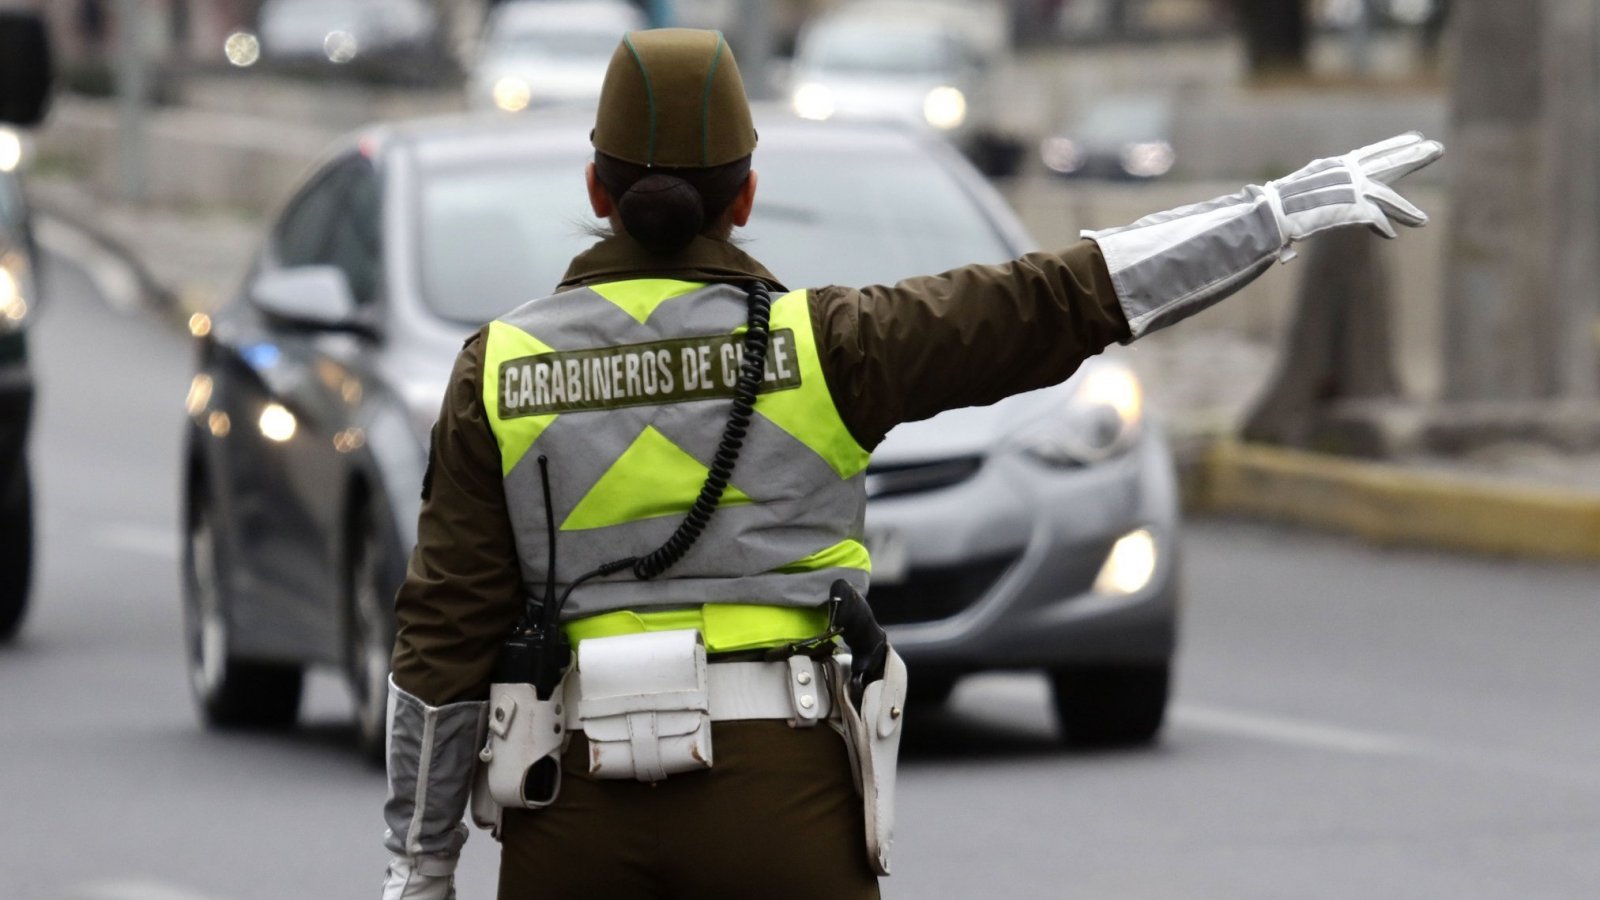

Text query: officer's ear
(585, 162), (614, 218)
(728, 171), (758, 228)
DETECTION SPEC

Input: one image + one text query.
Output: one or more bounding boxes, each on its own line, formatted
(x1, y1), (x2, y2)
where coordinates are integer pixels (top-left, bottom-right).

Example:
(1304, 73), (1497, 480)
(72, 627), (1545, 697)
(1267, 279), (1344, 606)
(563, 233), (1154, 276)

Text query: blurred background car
(1040, 92), (1176, 180)
(787, 0), (1024, 175)
(257, 0), (441, 67)
(1316, 0), (1447, 29)
(179, 109), (1180, 757)
(468, 0), (647, 113)
(0, 126), (39, 640)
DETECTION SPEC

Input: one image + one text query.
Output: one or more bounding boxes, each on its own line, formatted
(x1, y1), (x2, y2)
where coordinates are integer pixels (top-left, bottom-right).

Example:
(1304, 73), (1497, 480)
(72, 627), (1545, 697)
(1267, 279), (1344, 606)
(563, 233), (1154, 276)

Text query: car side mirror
(250, 265), (369, 334)
(0, 12), (53, 126)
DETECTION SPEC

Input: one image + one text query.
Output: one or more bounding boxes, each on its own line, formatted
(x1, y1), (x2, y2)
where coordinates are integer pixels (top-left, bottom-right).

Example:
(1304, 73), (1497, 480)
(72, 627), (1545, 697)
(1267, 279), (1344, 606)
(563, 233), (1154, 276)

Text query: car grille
(868, 551), (1021, 626)
(864, 455), (983, 500)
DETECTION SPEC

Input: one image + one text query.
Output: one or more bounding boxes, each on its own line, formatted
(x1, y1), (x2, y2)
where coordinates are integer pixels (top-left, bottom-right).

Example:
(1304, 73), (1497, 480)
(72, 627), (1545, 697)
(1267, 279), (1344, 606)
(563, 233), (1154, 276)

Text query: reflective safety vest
(482, 279), (872, 652)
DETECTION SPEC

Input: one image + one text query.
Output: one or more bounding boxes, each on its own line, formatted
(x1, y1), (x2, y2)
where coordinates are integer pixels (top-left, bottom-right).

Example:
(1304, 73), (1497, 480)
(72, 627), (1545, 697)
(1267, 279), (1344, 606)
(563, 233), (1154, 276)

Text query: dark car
(0, 139), (39, 640)
(181, 110), (1181, 757)
(1040, 93), (1176, 181)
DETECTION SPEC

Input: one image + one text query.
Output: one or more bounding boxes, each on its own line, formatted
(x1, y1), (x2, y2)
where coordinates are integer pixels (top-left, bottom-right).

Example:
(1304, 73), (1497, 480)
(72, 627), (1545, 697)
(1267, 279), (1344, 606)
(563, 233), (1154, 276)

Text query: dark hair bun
(617, 174), (706, 255)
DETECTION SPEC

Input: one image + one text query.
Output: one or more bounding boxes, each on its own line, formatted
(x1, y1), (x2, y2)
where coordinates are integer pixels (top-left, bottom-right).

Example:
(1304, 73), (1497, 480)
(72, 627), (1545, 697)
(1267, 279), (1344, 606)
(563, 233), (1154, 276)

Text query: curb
(32, 206), (178, 321)
(1188, 441), (1600, 562)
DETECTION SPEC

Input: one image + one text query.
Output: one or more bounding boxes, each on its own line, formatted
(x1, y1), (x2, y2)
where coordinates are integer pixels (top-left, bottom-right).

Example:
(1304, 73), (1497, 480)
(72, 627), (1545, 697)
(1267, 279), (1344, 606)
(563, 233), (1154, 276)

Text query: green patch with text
(497, 329), (802, 418)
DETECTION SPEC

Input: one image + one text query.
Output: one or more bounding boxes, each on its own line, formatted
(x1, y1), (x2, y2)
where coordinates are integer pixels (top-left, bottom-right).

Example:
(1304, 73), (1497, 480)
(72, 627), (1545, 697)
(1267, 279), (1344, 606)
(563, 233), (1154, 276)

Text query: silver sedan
(180, 109), (1179, 757)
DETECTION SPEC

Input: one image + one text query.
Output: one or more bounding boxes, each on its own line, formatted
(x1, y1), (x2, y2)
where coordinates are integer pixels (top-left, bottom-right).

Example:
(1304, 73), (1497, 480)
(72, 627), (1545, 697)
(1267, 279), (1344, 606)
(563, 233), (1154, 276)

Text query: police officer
(380, 28), (1443, 900)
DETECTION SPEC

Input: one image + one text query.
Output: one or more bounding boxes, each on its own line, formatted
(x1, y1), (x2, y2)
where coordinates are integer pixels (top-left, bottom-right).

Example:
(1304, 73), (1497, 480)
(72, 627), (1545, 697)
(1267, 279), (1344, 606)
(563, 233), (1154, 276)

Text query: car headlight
(1040, 136), (1084, 174)
(923, 86), (967, 131)
(1013, 362), (1144, 466)
(0, 127), (28, 173)
(0, 249), (36, 333)
(1120, 141), (1175, 178)
(792, 82), (835, 121)
(493, 75), (532, 113)
(258, 402), (298, 443)
(1094, 527), (1158, 596)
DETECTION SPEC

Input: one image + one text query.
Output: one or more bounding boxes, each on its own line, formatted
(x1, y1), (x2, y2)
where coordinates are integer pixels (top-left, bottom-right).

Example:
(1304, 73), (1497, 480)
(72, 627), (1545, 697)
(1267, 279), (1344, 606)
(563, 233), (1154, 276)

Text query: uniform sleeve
(809, 239), (1131, 449)
(390, 331), (526, 707)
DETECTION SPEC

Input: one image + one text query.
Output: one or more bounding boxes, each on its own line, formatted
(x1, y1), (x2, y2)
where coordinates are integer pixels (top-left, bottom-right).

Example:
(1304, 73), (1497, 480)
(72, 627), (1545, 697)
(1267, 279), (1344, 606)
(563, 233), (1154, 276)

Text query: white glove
(1083, 131), (1443, 339)
(1264, 132), (1444, 246)
(382, 856), (455, 900)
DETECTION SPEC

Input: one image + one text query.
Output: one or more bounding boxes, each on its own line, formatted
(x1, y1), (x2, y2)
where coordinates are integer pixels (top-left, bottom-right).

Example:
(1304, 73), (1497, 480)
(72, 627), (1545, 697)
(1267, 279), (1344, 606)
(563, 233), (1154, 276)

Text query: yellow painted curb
(1193, 441), (1600, 561)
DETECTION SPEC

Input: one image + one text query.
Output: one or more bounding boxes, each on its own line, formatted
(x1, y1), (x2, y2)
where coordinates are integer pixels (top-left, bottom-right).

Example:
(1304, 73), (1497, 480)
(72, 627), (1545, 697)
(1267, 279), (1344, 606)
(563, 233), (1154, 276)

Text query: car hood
(478, 56), (610, 101)
(798, 74), (951, 123)
(871, 379), (1071, 465)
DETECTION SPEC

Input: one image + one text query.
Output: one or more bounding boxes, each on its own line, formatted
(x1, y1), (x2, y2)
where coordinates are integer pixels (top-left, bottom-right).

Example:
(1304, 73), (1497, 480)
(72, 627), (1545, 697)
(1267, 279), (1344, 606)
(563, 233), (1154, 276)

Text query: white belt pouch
(578, 629), (713, 782)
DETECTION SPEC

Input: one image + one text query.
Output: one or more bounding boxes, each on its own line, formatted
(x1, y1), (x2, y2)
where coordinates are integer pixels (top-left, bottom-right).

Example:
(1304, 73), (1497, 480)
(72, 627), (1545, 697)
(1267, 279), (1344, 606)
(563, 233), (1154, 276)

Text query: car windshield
(488, 28), (621, 59)
(804, 26), (956, 76)
(1074, 98), (1170, 143)
(417, 142), (1014, 325)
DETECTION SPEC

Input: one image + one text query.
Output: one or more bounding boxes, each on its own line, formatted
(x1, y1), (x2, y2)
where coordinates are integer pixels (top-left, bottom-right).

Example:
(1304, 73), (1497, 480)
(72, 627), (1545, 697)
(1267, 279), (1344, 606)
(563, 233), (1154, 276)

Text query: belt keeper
(787, 656), (822, 728)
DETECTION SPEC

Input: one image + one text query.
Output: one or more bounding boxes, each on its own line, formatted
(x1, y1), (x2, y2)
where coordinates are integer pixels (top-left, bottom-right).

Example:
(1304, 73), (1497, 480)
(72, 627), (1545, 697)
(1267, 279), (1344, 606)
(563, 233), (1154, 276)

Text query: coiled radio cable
(549, 280), (775, 618)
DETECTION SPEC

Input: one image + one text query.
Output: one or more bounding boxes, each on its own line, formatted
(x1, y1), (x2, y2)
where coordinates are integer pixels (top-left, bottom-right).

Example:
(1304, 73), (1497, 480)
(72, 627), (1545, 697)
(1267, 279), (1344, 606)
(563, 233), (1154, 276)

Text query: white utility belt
(478, 629), (832, 807)
(474, 627), (905, 875)
(562, 654), (835, 729)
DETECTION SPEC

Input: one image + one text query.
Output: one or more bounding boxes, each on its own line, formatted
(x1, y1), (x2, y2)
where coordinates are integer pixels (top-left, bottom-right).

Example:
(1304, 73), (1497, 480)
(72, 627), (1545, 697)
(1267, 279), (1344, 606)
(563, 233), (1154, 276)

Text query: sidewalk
(28, 166), (1600, 565)
(29, 175), (262, 322)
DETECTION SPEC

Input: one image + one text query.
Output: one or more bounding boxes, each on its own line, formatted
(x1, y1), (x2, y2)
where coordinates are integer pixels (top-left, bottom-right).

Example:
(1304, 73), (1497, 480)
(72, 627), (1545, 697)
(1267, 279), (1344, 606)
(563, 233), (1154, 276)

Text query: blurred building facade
(39, 1), (261, 69)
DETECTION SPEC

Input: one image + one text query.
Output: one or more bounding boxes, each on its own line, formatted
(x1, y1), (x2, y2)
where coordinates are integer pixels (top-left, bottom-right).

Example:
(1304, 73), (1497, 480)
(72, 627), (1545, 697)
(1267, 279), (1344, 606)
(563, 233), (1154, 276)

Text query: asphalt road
(5, 242), (1600, 900)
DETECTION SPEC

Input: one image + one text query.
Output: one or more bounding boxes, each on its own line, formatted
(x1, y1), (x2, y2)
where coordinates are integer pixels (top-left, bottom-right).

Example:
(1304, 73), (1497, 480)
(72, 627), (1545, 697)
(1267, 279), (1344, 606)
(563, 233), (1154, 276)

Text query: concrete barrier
(35, 96), (330, 217)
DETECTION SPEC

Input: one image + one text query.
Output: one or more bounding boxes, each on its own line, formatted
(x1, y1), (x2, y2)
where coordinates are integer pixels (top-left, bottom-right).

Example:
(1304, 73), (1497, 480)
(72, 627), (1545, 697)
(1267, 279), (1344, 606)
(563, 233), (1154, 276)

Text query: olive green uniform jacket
(393, 234), (1129, 707)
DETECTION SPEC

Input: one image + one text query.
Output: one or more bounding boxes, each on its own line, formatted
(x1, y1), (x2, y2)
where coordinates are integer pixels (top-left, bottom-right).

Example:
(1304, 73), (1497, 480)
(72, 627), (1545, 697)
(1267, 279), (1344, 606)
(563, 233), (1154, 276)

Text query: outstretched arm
(812, 134), (1444, 448)
(1084, 132), (1444, 339)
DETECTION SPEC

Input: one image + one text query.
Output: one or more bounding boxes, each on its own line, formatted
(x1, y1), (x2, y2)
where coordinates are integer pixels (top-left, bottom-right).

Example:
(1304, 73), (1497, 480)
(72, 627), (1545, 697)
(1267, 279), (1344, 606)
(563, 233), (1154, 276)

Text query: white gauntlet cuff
(1083, 186), (1284, 340)
(383, 677), (488, 864)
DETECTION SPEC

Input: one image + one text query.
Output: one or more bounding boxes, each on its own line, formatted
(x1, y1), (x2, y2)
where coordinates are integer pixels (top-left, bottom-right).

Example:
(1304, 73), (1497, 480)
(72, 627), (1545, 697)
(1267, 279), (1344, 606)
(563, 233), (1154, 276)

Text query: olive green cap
(592, 29), (757, 169)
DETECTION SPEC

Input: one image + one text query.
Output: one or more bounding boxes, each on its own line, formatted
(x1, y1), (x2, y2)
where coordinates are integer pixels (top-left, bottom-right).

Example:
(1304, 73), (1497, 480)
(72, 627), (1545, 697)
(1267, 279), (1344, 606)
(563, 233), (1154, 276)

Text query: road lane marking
(1175, 702), (1600, 792)
(34, 216), (145, 315)
(1172, 703), (1419, 756)
(73, 880), (229, 900)
(964, 678), (1600, 791)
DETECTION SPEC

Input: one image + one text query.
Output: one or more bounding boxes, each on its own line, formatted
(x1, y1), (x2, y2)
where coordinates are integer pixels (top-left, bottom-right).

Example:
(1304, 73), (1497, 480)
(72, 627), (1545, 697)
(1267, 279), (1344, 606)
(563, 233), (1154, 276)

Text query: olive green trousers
(496, 720), (881, 899)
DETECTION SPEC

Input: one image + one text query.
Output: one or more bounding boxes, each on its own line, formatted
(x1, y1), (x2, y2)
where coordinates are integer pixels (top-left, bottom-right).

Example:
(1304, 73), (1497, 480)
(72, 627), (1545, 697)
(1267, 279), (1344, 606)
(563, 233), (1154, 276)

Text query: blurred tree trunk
(166, 0), (188, 50)
(1241, 230), (1398, 452)
(1235, 0), (1308, 76)
(1106, 0), (1131, 38)
(1442, 0), (1600, 402)
(1541, 0), (1600, 399)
